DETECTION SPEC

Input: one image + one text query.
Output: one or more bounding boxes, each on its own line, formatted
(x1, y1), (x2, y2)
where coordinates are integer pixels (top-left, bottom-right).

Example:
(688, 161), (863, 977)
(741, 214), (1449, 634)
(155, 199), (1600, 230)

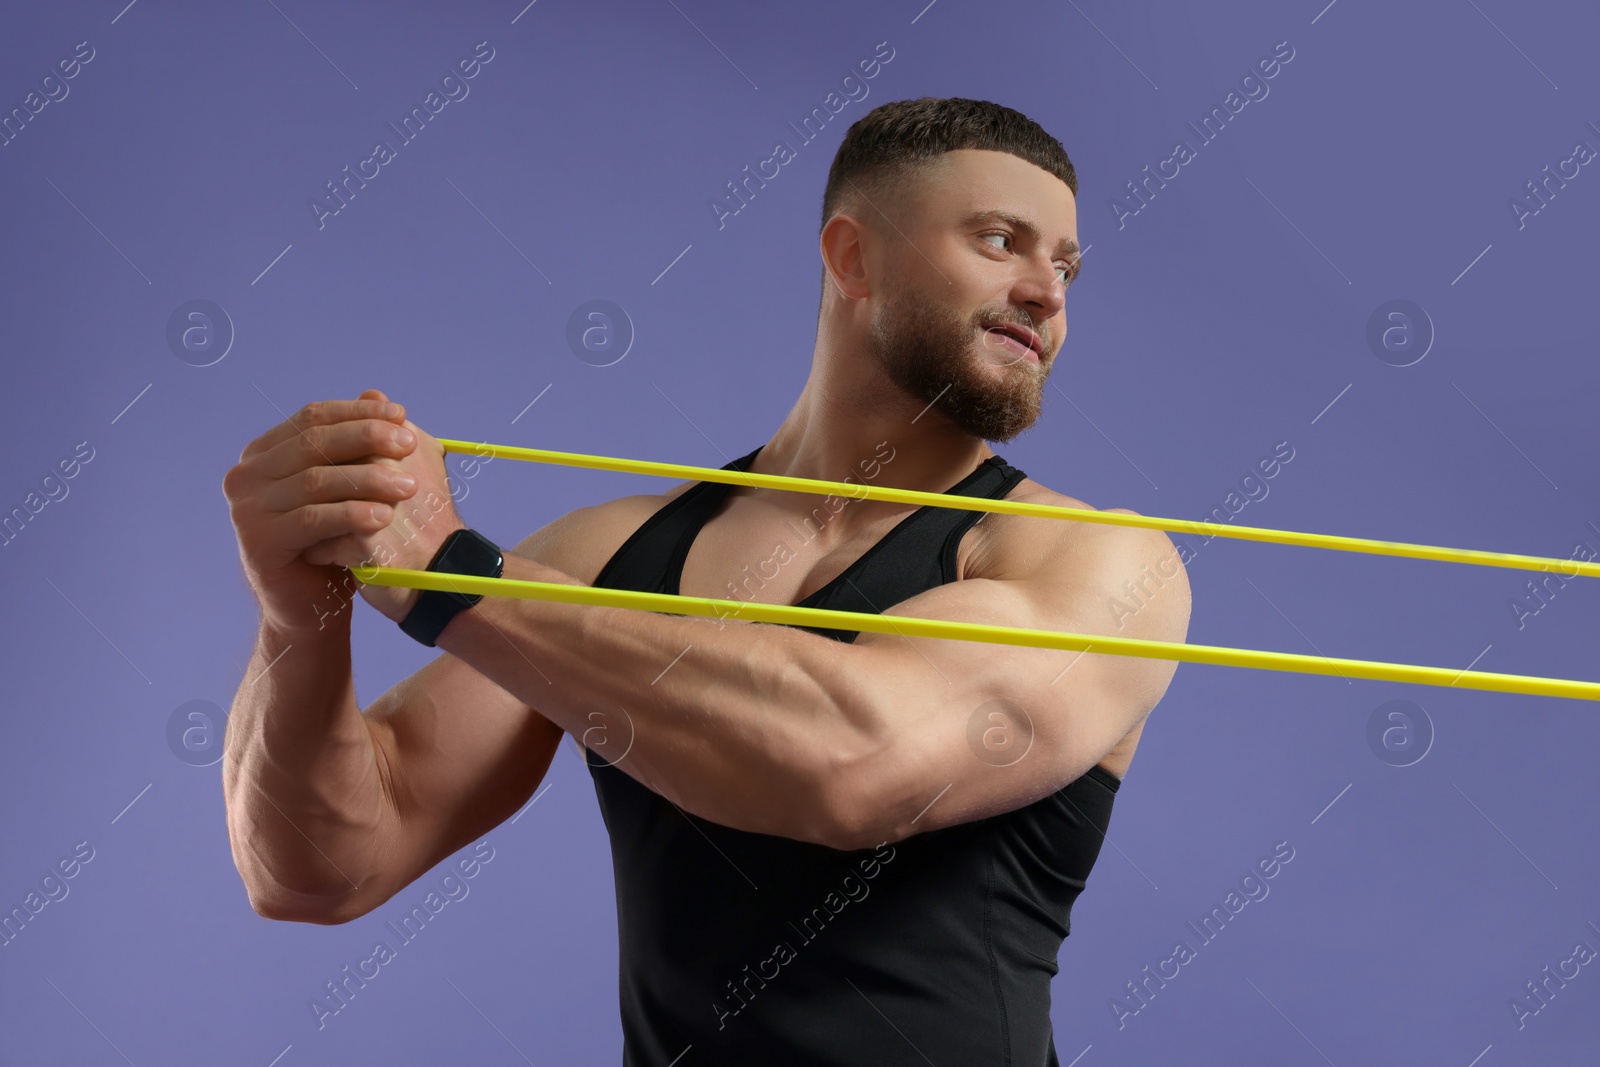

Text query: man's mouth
(982, 321), (1043, 363)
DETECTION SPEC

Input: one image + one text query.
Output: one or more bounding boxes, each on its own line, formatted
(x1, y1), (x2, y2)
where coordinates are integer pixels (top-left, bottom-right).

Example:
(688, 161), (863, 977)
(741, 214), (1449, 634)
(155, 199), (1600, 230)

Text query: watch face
(438, 529), (504, 577)
(401, 529), (505, 646)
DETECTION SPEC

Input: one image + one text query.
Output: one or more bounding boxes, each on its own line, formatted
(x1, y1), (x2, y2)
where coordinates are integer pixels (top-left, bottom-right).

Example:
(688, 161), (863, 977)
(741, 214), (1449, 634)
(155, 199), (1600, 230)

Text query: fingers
(301, 533), (373, 570)
(223, 392), (444, 572)
(239, 395), (408, 462)
(256, 458), (418, 514)
(267, 499), (396, 558)
(248, 417), (418, 482)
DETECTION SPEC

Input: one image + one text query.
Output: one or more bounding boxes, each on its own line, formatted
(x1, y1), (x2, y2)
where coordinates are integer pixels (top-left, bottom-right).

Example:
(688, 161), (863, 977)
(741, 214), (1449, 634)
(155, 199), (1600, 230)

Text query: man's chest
(676, 501), (997, 606)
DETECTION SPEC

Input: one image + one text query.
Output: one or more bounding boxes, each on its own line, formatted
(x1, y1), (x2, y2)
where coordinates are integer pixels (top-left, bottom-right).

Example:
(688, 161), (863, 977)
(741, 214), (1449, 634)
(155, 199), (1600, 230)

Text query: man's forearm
(434, 554), (873, 846)
(222, 617), (387, 919)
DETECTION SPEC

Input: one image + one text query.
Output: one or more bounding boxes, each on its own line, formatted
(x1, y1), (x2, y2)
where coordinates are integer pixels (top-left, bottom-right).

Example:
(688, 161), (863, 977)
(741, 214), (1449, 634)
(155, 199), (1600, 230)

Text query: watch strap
(398, 528), (504, 647)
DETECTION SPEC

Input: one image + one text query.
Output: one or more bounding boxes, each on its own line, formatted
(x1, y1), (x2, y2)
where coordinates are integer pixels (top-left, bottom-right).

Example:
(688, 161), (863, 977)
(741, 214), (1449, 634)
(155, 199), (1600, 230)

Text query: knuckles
(299, 464), (332, 496)
(225, 394), (420, 527)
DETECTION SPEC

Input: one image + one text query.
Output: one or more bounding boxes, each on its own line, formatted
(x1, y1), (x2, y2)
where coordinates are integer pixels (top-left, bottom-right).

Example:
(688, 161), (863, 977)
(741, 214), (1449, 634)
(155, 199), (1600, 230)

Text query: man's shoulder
(506, 480), (699, 585)
(975, 476), (1188, 594)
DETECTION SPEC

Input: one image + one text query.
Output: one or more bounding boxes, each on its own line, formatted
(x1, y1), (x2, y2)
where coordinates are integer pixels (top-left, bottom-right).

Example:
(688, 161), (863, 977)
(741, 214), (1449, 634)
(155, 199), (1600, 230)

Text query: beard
(867, 275), (1052, 444)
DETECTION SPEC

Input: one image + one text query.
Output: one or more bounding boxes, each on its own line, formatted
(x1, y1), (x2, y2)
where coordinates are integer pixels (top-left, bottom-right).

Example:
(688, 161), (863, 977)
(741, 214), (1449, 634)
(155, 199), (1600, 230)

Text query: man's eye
(985, 232), (1074, 286)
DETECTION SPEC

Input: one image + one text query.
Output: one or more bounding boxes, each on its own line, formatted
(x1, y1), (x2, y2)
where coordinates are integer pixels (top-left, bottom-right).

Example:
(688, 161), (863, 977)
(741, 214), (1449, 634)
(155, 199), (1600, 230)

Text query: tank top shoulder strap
(933, 454), (1029, 583)
(591, 446), (763, 593)
(793, 451), (1029, 642)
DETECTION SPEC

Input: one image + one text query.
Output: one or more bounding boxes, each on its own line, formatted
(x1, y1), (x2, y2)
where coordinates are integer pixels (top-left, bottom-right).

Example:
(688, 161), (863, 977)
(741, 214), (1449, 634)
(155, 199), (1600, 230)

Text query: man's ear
(819, 213), (873, 302)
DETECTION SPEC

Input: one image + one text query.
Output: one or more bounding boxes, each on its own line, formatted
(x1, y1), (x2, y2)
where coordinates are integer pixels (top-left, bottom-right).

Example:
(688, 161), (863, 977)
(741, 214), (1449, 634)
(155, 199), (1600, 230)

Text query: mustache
(977, 316), (1050, 356)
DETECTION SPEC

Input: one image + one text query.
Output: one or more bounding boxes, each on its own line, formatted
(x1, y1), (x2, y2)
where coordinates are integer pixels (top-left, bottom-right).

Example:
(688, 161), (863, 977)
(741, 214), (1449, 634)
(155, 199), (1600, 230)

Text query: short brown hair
(820, 96), (1078, 235)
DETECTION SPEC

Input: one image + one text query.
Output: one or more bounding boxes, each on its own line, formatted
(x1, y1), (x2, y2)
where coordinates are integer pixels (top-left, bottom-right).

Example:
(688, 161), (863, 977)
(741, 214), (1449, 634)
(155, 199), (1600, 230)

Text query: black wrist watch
(398, 527), (504, 647)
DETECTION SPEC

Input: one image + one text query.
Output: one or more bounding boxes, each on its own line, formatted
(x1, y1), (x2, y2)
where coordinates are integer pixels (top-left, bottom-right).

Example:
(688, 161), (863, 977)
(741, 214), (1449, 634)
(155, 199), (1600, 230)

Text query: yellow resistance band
(435, 439), (1599, 580)
(353, 567), (1600, 702)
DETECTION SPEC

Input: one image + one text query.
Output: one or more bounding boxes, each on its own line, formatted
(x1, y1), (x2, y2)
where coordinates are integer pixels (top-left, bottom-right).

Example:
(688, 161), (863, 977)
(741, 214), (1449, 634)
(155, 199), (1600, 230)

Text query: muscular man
(222, 97), (1190, 1065)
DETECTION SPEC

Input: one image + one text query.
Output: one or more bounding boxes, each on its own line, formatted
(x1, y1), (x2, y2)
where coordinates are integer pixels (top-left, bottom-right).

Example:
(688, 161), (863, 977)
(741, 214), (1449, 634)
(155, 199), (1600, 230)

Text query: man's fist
(224, 389), (423, 637)
(297, 393), (466, 623)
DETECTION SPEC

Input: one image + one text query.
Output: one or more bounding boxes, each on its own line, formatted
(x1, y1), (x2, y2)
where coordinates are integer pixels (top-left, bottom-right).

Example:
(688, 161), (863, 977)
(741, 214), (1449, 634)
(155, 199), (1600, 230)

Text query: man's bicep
(1042, 521), (1193, 753)
(361, 656), (566, 909)
(839, 522), (1190, 845)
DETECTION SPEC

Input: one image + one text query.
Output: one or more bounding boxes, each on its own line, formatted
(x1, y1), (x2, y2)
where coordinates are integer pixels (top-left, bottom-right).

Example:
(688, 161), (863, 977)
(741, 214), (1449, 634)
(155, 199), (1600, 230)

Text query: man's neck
(748, 376), (997, 540)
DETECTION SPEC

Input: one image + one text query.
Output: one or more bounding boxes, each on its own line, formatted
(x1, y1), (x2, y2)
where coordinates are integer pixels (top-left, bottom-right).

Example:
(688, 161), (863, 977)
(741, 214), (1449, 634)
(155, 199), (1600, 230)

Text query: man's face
(865, 149), (1079, 443)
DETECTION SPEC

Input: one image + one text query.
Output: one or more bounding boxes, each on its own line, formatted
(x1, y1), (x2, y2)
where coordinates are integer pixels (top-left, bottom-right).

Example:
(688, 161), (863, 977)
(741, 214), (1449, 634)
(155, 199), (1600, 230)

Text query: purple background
(3, 0), (1598, 1063)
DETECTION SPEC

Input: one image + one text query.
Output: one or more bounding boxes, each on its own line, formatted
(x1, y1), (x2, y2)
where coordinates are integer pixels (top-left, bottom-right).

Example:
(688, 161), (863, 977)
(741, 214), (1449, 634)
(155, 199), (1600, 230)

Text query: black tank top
(586, 444), (1121, 1066)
